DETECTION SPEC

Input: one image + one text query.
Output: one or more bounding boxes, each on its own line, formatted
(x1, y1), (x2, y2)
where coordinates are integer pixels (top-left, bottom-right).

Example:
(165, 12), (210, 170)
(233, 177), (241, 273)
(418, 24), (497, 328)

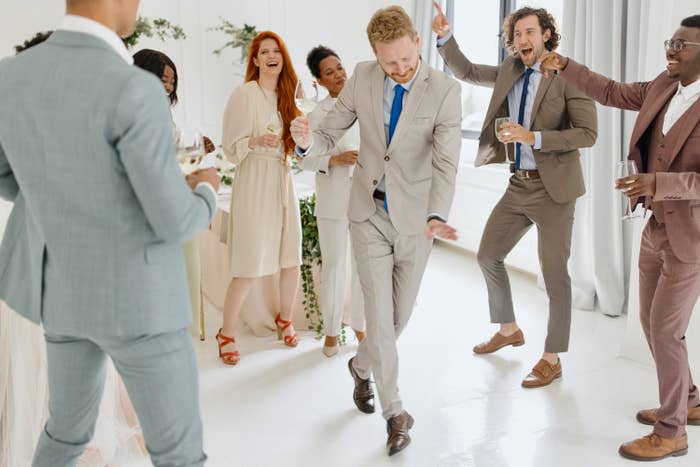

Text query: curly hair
(502, 7), (561, 55)
(14, 31), (53, 54)
(245, 31), (301, 157)
(366, 5), (416, 51)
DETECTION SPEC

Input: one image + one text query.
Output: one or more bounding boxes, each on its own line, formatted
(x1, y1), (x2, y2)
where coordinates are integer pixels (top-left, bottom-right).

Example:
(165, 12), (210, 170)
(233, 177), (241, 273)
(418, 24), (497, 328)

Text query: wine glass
(494, 117), (513, 162)
(295, 80), (319, 115)
(263, 111), (283, 154)
(615, 160), (642, 220)
(175, 129), (205, 174)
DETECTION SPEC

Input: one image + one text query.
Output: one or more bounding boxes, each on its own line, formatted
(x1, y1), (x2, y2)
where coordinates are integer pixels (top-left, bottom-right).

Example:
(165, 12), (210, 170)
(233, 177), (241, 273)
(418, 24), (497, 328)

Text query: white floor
(194, 243), (700, 467)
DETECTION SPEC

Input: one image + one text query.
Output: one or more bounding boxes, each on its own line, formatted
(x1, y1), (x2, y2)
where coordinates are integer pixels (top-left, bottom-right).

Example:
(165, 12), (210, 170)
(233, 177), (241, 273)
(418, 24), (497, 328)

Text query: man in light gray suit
(0, 1), (219, 465)
(292, 5), (461, 456)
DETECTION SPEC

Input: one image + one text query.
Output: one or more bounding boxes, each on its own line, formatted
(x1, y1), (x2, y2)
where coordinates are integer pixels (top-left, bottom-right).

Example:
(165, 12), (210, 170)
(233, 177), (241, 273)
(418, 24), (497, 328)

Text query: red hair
(245, 31), (301, 157)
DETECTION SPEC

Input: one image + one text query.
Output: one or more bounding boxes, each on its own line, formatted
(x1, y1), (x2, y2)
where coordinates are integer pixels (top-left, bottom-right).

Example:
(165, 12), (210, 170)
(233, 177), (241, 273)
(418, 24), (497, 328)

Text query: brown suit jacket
(561, 59), (700, 263)
(438, 36), (597, 204)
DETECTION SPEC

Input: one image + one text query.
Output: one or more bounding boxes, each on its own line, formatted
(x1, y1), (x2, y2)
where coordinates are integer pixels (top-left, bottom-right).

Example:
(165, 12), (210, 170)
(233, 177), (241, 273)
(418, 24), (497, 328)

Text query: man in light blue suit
(0, 1), (219, 465)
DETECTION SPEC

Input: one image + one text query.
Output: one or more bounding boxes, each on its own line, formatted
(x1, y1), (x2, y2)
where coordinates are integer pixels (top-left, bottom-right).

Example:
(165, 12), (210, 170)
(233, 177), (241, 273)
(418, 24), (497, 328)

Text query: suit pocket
(411, 117), (432, 125)
(692, 204), (700, 218)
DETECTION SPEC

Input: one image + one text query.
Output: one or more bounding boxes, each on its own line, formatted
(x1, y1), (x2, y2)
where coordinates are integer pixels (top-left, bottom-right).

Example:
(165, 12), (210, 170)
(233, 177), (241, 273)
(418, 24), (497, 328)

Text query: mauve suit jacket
(561, 59), (700, 263)
(438, 36), (597, 204)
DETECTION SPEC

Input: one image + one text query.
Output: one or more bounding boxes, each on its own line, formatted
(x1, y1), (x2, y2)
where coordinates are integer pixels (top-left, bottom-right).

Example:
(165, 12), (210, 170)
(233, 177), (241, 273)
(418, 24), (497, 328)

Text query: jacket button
(384, 156), (390, 161)
(372, 180), (378, 185)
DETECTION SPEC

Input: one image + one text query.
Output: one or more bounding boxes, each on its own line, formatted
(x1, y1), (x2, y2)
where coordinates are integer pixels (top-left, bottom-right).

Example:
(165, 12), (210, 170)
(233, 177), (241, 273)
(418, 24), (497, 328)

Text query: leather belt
(372, 189), (386, 201)
(514, 169), (540, 180)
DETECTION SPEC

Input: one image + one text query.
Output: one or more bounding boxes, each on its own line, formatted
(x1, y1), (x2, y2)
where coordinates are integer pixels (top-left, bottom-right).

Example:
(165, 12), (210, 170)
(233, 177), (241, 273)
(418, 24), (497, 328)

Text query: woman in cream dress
(301, 46), (366, 357)
(217, 31), (303, 364)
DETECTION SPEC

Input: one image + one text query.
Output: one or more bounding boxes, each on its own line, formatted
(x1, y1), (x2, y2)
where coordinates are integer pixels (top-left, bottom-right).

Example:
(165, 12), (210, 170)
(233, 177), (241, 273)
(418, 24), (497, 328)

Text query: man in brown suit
(433, 4), (597, 387)
(541, 14), (700, 462)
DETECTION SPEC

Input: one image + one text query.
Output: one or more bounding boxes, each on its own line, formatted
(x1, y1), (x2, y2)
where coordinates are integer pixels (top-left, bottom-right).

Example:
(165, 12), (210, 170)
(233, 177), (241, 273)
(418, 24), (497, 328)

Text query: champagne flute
(615, 160), (642, 220)
(175, 129), (205, 174)
(494, 117), (513, 162)
(264, 111), (283, 154)
(295, 80), (319, 115)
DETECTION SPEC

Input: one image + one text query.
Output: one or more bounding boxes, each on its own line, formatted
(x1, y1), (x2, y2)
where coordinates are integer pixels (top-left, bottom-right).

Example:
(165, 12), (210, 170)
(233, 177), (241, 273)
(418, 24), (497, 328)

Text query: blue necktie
(515, 68), (534, 170)
(385, 84), (405, 211)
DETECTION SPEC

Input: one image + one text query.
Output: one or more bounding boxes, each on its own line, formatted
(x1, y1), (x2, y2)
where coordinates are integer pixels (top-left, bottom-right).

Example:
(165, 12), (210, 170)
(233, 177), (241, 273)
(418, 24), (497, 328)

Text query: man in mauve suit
(0, 1), (219, 465)
(542, 14), (700, 462)
(291, 5), (462, 456)
(433, 3), (597, 387)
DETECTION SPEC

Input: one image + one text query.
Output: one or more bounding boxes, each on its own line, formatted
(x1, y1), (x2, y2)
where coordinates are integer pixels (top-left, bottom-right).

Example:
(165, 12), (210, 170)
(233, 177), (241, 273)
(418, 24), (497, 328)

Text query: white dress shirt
(663, 78), (700, 135)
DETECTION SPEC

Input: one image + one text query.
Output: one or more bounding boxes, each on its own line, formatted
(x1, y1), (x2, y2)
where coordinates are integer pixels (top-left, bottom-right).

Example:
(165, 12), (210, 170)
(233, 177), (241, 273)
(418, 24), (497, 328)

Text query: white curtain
(414, 0), (443, 68)
(560, 0), (629, 316)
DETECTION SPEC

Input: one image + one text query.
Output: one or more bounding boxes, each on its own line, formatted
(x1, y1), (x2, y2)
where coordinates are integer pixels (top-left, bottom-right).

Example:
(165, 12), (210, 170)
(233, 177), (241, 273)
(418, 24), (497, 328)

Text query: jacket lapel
(629, 83), (677, 150)
(529, 72), (554, 126)
(483, 58), (524, 126)
(664, 96), (700, 170)
(387, 62), (429, 153)
(370, 64), (387, 150)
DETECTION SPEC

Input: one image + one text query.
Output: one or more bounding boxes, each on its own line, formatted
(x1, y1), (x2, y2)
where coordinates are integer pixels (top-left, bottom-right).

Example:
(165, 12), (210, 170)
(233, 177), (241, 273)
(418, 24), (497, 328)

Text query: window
(446, 0), (564, 140)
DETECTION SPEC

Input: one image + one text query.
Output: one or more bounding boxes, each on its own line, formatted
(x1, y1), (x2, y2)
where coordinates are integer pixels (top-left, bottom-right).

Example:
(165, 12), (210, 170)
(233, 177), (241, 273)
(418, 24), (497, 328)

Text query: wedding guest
(541, 14), (700, 462)
(0, 1), (219, 464)
(133, 48), (215, 339)
(434, 3), (597, 387)
(300, 45), (366, 357)
(291, 6), (461, 455)
(218, 31), (302, 364)
(0, 30), (147, 467)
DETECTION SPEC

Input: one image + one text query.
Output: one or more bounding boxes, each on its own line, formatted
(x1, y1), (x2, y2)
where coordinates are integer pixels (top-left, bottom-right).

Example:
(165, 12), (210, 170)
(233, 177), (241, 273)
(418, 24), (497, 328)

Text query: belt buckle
(518, 170), (529, 180)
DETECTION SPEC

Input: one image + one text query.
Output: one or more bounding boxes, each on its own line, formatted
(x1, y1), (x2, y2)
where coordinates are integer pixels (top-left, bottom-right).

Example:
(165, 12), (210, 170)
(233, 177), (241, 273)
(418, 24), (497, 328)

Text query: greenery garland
(208, 19), (258, 63)
(123, 16), (186, 48)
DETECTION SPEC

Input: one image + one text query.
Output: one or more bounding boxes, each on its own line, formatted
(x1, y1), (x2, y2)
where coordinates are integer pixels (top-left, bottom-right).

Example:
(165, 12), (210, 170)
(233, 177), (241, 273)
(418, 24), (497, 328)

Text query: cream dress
(222, 81), (302, 278)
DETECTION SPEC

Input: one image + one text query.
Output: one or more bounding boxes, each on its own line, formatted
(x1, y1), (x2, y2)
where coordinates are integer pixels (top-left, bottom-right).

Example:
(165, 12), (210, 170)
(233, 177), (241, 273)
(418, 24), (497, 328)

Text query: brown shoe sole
(618, 446), (688, 461)
(637, 412), (700, 426)
(521, 371), (562, 388)
(473, 338), (525, 354)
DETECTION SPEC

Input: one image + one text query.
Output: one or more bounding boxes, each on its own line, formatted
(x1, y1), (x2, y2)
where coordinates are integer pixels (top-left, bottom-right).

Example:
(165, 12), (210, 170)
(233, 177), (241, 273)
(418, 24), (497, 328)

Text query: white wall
(1, 0), (414, 144)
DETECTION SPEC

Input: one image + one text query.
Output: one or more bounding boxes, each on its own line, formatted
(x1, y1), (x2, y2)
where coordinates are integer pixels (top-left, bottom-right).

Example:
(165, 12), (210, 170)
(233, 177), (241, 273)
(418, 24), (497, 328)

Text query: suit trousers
(350, 199), (432, 419)
(639, 216), (700, 439)
(477, 176), (575, 353)
(32, 327), (206, 467)
(317, 218), (366, 336)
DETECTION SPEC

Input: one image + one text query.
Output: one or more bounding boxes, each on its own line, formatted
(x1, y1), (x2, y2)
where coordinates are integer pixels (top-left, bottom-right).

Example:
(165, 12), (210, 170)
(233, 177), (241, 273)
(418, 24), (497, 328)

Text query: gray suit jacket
(439, 36), (597, 203)
(306, 60), (462, 235)
(0, 31), (216, 337)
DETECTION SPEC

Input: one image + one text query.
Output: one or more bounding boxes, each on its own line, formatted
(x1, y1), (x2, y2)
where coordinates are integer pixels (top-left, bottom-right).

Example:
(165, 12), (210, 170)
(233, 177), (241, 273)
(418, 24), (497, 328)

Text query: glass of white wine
(295, 80), (319, 115)
(175, 129), (205, 174)
(494, 117), (513, 162)
(615, 160), (642, 220)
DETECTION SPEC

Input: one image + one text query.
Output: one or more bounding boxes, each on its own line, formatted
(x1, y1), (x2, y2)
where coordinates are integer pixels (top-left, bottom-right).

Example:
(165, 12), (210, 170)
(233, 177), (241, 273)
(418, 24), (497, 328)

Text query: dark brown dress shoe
(386, 411), (414, 456)
(473, 329), (525, 354)
(637, 405), (700, 426)
(521, 358), (562, 388)
(619, 433), (688, 461)
(348, 357), (374, 414)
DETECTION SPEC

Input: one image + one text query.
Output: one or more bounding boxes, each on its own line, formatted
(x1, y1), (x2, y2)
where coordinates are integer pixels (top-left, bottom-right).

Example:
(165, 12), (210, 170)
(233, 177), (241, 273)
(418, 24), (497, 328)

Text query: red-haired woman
(218, 31), (302, 364)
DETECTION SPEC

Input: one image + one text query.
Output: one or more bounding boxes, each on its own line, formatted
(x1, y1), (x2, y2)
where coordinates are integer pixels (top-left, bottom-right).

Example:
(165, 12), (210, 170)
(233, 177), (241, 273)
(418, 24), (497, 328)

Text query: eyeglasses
(664, 39), (700, 52)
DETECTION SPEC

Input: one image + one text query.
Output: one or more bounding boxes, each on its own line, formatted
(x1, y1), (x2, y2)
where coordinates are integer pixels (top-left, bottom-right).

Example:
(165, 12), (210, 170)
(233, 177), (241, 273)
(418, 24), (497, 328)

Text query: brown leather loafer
(348, 357), (374, 414)
(521, 358), (562, 388)
(637, 405), (700, 426)
(618, 433), (688, 461)
(473, 329), (525, 354)
(386, 411), (414, 456)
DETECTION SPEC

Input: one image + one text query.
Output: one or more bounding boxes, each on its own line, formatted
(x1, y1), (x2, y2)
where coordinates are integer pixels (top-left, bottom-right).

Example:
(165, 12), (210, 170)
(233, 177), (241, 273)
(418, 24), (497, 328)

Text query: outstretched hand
(540, 52), (569, 78)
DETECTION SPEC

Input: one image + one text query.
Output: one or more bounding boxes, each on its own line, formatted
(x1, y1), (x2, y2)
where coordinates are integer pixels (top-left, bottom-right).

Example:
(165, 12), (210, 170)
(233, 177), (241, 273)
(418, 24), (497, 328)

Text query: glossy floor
(195, 244), (699, 467)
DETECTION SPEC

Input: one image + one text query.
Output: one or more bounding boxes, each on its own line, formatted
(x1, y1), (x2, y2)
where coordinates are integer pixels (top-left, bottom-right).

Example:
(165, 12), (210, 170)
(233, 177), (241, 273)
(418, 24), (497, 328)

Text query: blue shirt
(437, 32), (542, 169)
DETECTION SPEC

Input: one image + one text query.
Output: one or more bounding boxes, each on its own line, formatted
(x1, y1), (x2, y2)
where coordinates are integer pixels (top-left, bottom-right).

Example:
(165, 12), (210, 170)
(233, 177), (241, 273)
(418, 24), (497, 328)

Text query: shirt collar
(385, 59), (422, 92)
(58, 15), (133, 64)
(527, 61), (541, 75)
(676, 78), (700, 101)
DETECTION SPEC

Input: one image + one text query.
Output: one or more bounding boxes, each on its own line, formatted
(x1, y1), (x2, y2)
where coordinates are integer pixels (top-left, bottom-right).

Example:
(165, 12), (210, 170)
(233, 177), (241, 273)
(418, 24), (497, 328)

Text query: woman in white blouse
(301, 46), (366, 357)
(218, 32), (303, 364)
